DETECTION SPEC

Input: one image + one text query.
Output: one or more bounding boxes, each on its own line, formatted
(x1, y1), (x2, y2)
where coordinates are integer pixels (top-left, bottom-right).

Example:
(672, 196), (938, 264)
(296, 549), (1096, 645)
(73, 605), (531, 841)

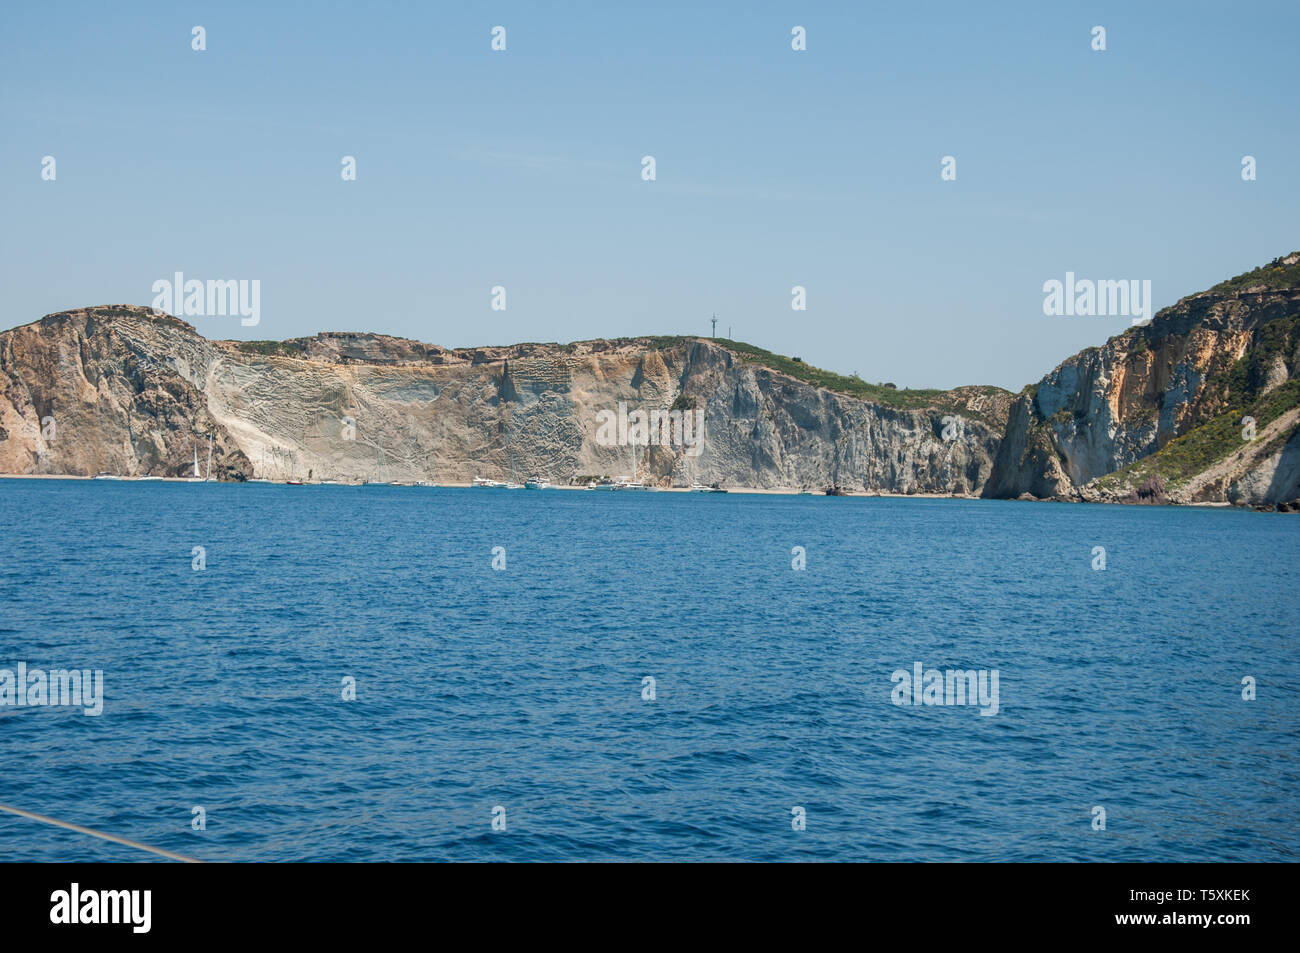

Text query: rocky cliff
(3, 252), (1298, 506)
(986, 253), (1300, 506)
(0, 307), (1010, 492)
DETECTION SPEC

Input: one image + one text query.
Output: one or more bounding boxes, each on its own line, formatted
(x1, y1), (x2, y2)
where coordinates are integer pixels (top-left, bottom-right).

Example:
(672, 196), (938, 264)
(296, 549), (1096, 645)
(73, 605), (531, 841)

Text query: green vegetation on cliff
(1098, 379), (1300, 489)
(1208, 252), (1300, 295)
(708, 338), (1011, 412)
(233, 340), (306, 357)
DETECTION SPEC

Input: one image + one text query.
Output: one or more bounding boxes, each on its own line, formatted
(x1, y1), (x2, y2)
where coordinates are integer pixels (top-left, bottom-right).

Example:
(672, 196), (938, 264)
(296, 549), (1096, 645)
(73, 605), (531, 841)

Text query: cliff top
(12, 304), (1010, 415)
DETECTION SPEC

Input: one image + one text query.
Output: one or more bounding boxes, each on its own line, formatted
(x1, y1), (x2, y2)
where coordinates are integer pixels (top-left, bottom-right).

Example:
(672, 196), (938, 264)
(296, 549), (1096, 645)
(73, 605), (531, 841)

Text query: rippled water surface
(0, 480), (1296, 861)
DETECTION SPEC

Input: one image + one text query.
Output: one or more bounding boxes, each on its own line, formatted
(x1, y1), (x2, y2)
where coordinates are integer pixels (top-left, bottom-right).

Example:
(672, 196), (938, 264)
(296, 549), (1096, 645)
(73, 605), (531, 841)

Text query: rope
(0, 803), (203, 863)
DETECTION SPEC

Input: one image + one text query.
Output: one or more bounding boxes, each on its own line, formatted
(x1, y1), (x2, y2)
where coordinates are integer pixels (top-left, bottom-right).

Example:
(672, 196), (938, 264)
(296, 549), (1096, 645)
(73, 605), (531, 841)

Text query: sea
(0, 479), (1296, 861)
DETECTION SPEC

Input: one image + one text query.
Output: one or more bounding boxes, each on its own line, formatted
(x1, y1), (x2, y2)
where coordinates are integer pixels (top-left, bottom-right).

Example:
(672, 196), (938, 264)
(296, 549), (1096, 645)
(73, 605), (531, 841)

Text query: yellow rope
(0, 803), (203, 863)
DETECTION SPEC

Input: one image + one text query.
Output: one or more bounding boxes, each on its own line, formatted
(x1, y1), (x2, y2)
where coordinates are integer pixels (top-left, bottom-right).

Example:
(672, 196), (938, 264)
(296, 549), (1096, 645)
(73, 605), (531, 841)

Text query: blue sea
(0, 479), (1296, 862)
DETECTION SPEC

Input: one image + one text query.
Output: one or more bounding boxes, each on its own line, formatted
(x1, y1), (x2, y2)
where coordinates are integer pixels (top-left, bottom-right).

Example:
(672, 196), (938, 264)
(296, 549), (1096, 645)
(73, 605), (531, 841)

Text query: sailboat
(284, 447), (305, 484)
(187, 443), (203, 482)
(248, 446), (272, 483)
(612, 443), (653, 490)
(503, 447), (523, 489)
(365, 444), (388, 485)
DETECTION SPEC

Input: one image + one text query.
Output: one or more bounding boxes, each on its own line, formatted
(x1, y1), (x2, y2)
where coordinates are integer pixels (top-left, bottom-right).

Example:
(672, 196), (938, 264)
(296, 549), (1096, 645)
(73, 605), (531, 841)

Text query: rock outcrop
(985, 254), (1300, 507)
(0, 307), (1010, 492)
(3, 252), (1297, 506)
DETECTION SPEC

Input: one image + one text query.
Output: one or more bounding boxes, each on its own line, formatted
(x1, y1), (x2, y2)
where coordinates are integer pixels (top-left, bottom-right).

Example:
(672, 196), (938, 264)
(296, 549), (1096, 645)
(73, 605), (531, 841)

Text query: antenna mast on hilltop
(711, 314), (717, 339)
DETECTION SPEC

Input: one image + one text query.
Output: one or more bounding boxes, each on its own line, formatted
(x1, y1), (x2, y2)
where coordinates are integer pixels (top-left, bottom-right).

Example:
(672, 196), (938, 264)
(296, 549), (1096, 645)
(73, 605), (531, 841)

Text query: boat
(252, 448), (274, 482)
(285, 479), (305, 485)
(825, 485), (850, 496)
(524, 479), (551, 490)
(187, 444), (203, 482)
(92, 472), (122, 481)
(412, 480), (435, 488)
(585, 479), (617, 490)
(364, 445), (389, 485)
(504, 482), (525, 490)
(135, 475), (163, 482)
(473, 477), (507, 488)
(688, 483), (727, 493)
(608, 446), (657, 490)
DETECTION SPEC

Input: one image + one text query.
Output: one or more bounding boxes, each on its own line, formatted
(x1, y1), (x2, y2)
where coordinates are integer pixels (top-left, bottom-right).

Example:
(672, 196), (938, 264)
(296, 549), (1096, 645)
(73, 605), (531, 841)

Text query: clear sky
(2, 1), (1296, 390)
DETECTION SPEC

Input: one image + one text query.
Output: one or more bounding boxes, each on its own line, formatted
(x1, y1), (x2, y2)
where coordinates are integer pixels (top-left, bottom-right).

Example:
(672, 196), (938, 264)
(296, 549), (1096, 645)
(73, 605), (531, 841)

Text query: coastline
(0, 472), (1266, 507)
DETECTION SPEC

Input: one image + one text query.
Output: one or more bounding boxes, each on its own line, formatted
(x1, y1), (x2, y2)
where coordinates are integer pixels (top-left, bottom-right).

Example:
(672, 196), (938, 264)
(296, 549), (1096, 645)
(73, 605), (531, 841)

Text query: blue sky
(2, 1), (1296, 389)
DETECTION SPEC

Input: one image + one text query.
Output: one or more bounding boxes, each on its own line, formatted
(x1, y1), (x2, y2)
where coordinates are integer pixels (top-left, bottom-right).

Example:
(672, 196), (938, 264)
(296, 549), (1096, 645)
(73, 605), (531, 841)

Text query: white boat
(611, 446), (657, 490)
(187, 444), (203, 482)
(92, 472), (122, 481)
(689, 483), (727, 493)
(524, 479), (551, 490)
(586, 479), (617, 490)
(473, 477), (507, 488)
(504, 482), (525, 490)
(135, 475), (163, 482)
(413, 480), (436, 488)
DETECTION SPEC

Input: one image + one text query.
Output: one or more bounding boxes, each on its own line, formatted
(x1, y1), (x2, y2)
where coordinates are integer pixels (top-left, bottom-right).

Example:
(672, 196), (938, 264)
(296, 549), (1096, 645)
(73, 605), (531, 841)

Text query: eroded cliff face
(985, 256), (1300, 507)
(7, 252), (1297, 505)
(0, 306), (1011, 492)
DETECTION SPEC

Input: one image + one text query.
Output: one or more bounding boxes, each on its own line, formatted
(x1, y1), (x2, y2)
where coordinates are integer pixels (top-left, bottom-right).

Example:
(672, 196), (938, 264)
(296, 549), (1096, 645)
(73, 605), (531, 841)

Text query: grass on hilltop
(640, 335), (1006, 410)
(1208, 253), (1300, 295)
